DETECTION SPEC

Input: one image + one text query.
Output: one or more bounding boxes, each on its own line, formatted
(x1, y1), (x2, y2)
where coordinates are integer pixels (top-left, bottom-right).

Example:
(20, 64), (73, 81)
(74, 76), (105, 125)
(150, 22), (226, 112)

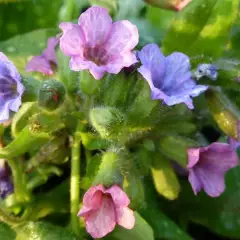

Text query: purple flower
(0, 159), (13, 199)
(0, 52), (24, 122)
(187, 143), (238, 197)
(59, 6), (139, 80)
(25, 37), (59, 75)
(228, 121), (240, 150)
(137, 44), (208, 109)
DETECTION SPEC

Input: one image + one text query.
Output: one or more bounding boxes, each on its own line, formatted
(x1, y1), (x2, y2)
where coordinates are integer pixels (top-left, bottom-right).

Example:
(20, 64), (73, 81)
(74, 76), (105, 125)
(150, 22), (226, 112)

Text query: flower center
(0, 77), (18, 99)
(83, 47), (109, 66)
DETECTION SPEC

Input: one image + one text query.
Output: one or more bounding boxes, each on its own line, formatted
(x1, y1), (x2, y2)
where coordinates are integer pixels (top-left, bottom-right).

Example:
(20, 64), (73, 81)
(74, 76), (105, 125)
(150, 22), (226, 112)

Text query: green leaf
(139, 181), (192, 240)
(158, 135), (198, 167)
(107, 212), (154, 240)
(151, 153), (180, 200)
(80, 132), (110, 150)
(162, 0), (239, 60)
(15, 221), (77, 240)
(0, 29), (58, 73)
(0, 223), (16, 240)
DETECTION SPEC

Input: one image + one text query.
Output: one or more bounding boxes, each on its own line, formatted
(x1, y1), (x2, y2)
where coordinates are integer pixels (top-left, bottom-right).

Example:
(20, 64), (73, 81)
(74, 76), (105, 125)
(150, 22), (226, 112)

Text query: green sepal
(90, 107), (125, 140)
(0, 126), (51, 159)
(38, 79), (66, 111)
(158, 135), (198, 167)
(151, 153), (180, 200)
(11, 102), (39, 137)
(93, 151), (123, 187)
(206, 88), (240, 139)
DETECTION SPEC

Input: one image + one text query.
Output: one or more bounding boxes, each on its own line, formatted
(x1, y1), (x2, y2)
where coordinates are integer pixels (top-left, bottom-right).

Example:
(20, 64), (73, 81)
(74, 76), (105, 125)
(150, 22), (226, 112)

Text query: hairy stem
(70, 128), (81, 236)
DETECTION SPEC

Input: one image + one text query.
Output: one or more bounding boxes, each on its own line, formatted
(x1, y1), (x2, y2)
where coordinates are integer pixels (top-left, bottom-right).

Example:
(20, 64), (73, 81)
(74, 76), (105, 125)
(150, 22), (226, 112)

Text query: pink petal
(78, 6), (112, 47)
(104, 20), (139, 55)
(85, 196), (116, 238)
(78, 205), (93, 217)
(82, 184), (104, 209)
(25, 56), (53, 75)
(59, 23), (85, 56)
(70, 56), (105, 80)
(116, 207), (135, 229)
(187, 148), (200, 169)
(105, 185), (130, 207)
(42, 37), (59, 63)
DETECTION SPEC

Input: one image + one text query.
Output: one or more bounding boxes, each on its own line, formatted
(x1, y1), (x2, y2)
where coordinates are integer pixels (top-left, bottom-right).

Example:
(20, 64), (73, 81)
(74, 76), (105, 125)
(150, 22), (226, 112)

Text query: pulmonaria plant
(187, 143), (238, 197)
(137, 44), (208, 109)
(78, 185), (135, 238)
(0, 52), (24, 122)
(59, 6), (139, 80)
(25, 37), (59, 75)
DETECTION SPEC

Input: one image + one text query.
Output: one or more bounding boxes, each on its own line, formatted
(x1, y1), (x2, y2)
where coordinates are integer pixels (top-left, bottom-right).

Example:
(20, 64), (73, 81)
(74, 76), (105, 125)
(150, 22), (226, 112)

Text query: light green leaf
(162, 0), (239, 61)
(0, 223), (15, 240)
(151, 154), (180, 200)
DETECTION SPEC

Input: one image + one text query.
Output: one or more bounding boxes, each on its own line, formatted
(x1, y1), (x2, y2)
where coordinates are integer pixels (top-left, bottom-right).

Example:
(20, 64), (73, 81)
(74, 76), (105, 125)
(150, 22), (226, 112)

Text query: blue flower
(0, 159), (13, 199)
(0, 52), (24, 122)
(137, 44), (208, 109)
(195, 64), (218, 81)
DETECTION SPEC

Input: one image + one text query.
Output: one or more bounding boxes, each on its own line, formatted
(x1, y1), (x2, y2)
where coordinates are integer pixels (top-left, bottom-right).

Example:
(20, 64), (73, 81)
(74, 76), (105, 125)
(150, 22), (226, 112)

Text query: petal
(105, 20), (139, 54)
(0, 103), (10, 123)
(9, 97), (21, 112)
(25, 56), (53, 75)
(42, 37), (59, 63)
(188, 169), (202, 195)
(59, 23), (85, 56)
(187, 148), (200, 169)
(116, 207), (135, 229)
(78, 205), (93, 217)
(82, 184), (104, 208)
(105, 185), (130, 207)
(85, 196), (116, 238)
(78, 6), (112, 47)
(199, 143), (239, 173)
(0, 52), (20, 81)
(105, 53), (137, 74)
(70, 56), (105, 80)
(194, 167), (226, 197)
(228, 137), (240, 150)
(137, 44), (166, 89)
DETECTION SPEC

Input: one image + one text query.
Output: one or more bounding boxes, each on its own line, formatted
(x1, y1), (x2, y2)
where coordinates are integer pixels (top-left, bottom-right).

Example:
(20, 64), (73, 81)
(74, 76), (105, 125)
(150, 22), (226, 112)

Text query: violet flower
(25, 37), (59, 75)
(0, 52), (24, 122)
(137, 43), (208, 109)
(187, 143), (238, 197)
(59, 6), (139, 80)
(0, 159), (13, 199)
(78, 184), (135, 238)
(228, 121), (240, 150)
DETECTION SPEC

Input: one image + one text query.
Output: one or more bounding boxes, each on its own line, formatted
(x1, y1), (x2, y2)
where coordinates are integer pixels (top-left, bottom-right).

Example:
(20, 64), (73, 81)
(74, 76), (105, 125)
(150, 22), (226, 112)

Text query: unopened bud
(144, 0), (192, 11)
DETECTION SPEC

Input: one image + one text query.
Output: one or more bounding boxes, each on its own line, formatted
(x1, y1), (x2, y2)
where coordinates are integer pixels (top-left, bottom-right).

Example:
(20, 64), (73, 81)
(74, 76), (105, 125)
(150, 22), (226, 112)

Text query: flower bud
(206, 88), (240, 139)
(144, 0), (192, 11)
(38, 79), (66, 111)
(89, 107), (124, 140)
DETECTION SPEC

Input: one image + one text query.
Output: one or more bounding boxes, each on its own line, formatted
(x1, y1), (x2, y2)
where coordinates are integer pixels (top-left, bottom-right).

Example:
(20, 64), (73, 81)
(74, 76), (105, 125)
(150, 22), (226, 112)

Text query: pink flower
(59, 6), (139, 80)
(187, 143), (238, 197)
(78, 184), (135, 238)
(25, 37), (59, 75)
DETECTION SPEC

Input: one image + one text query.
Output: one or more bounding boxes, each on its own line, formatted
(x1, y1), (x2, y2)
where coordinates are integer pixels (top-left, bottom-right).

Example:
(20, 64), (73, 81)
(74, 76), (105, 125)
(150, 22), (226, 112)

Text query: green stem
(7, 159), (31, 203)
(70, 128), (81, 236)
(0, 208), (23, 226)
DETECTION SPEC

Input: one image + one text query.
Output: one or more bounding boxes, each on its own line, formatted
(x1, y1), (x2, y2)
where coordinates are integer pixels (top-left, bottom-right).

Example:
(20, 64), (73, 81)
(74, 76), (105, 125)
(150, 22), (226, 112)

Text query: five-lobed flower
(59, 6), (139, 80)
(78, 184), (135, 238)
(25, 37), (59, 75)
(187, 142), (238, 197)
(137, 43), (208, 109)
